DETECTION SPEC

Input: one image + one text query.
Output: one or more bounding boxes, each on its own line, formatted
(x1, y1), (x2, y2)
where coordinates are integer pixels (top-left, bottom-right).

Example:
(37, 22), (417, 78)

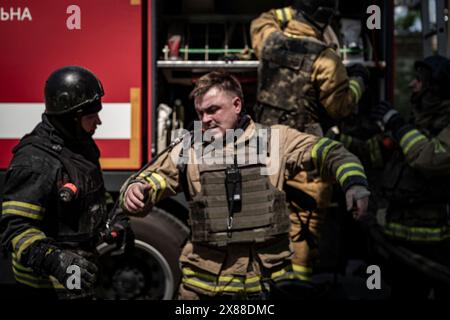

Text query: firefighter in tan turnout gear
(372, 55), (450, 299)
(120, 71), (370, 299)
(250, 0), (370, 280)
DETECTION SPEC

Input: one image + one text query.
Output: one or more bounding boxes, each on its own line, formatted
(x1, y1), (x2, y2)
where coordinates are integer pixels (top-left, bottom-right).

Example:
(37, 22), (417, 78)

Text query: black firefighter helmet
(414, 55), (450, 99)
(294, 0), (339, 24)
(44, 65), (104, 116)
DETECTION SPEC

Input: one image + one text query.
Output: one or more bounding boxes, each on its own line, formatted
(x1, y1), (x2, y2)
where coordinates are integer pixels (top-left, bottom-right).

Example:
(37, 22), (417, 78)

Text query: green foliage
(395, 11), (420, 31)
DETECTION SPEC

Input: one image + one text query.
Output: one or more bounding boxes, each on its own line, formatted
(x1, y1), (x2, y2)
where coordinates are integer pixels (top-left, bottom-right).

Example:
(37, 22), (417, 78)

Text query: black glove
(42, 248), (98, 292)
(370, 101), (405, 132)
(347, 63), (370, 88)
(102, 212), (135, 254)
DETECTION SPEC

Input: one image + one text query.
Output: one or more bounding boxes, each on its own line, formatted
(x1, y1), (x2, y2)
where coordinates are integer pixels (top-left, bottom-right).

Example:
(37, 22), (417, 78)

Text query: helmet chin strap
(47, 113), (91, 144)
(296, 10), (330, 36)
(74, 114), (94, 140)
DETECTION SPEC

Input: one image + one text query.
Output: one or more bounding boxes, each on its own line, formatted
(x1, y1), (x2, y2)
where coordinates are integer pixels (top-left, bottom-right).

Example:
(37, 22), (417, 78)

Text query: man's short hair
(189, 71), (244, 104)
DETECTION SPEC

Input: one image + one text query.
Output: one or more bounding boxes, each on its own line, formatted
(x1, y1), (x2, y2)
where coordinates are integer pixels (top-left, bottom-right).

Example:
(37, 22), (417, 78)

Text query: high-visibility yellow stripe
(183, 267), (229, 282)
(182, 263), (311, 294)
(14, 275), (54, 289)
(11, 253), (56, 289)
(183, 278), (243, 293)
(284, 7), (293, 21)
(274, 272), (310, 281)
(2, 209), (43, 220)
(49, 276), (65, 289)
(271, 268), (287, 279)
(140, 173), (157, 192)
(244, 276), (261, 284)
(350, 79), (362, 94)
(183, 277), (245, 292)
(320, 140), (340, 173)
(182, 267), (265, 294)
(150, 173), (167, 201)
(139, 172), (167, 201)
(403, 135), (427, 155)
(399, 129), (419, 147)
(11, 261), (53, 289)
(12, 259), (33, 272)
(275, 9), (284, 25)
(349, 85), (359, 101)
(336, 163), (365, 178)
(13, 266), (44, 282)
(311, 137), (330, 169)
(139, 178), (157, 203)
(2, 201), (45, 213)
(349, 80), (362, 98)
(16, 234), (45, 261)
(183, 267), (259, 285)
(338, 171), (367, 186)
(312, 138), (341, 175)
(385, 222), (450, 242)
(349, 80), (362, 101)
(271, 265), (311, 281)
(11, 228), (42, 249)
(11, 228), (46, 261)
(293, 263), (313, 274)
(284, 31), (304, 39)
(387, 222), (448, 234)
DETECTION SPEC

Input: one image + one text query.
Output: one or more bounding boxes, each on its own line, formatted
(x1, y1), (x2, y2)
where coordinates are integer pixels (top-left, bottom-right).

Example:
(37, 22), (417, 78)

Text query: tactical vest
(186, 131), (290, 247)
(256, 31), (328, 134)
(17, 135), (108, 248)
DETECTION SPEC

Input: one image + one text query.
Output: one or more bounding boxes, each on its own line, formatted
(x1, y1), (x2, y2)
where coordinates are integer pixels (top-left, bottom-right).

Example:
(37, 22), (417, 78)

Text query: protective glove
(42, 247), (98, 292)
(370, 101), (405, 132)
(345, 185), (371, 221)
(347, 63), (370, 88)
(102, 212), (135, 255)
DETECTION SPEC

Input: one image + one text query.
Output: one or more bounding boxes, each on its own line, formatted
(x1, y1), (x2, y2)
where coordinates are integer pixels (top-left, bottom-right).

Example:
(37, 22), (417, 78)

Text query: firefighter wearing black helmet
(372, 55), (450, 299)
(250, 0), (370, 282)
(0, 66), (133, 299)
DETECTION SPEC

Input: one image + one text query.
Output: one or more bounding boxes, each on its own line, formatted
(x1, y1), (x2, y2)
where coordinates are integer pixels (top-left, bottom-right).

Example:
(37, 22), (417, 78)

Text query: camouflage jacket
(251, 6), (364, 121)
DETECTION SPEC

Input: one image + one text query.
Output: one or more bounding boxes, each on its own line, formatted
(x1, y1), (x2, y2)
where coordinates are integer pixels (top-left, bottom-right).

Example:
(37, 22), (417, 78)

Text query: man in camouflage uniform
(120, 71), (370, 299)
(251, 0), (369, 132)
(372, 55), (450, 299)
(251, 0), (370, 280)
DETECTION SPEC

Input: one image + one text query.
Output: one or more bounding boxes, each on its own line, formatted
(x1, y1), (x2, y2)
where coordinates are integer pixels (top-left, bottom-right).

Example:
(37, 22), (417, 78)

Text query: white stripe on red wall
(0, 103), (131, 139)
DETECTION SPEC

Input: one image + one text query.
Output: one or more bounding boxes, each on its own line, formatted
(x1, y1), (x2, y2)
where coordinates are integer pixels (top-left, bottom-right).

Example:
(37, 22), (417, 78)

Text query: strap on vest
(177, 133), (194, 202)
(225, 138), (241, 237)
(17, 135), (74, 176)
(22, 135), (96, 189)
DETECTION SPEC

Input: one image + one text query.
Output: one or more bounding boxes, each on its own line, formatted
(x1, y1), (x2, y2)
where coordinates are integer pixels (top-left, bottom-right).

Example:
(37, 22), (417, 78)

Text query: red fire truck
(0, 0), (396, 299)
